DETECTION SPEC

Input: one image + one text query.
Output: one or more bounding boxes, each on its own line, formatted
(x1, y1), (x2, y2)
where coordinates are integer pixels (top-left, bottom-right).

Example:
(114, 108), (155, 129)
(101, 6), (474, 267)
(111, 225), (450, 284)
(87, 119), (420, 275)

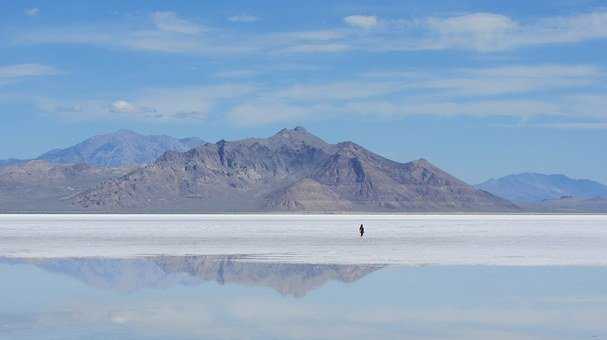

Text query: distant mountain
(37, 129), (205, 167)
(74, 127), (517, 212)
(476, 173), (607, 203)
(0, 160), (131, 212)
(529, 196), (607, 213)
(0, 158), (26, 167)
(3, 256), (383, 297)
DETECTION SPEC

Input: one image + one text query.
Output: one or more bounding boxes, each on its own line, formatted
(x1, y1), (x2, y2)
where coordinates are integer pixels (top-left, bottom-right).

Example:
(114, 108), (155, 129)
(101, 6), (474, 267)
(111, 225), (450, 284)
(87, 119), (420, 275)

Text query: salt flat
(0, 214), (606, 265)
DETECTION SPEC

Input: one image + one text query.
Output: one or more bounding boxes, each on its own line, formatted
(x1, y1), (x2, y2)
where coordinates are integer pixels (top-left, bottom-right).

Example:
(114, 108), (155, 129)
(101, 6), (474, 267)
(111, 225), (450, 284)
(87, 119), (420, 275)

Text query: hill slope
(0, 160), (131, 212)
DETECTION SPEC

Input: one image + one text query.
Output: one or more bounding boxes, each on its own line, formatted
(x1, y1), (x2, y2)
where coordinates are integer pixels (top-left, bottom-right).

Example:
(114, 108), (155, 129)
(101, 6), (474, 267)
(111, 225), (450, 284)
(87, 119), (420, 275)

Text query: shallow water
(1, 257), (606, 339)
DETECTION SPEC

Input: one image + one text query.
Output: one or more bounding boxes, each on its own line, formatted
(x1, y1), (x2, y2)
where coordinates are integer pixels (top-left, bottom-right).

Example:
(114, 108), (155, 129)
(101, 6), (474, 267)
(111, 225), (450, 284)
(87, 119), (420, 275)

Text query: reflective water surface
(1, 256), (606, 339)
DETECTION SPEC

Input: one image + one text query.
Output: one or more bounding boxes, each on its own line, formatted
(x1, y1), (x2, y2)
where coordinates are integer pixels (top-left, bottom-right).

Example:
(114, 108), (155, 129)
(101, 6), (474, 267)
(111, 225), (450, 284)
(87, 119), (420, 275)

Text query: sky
(1, 0), (607, 184)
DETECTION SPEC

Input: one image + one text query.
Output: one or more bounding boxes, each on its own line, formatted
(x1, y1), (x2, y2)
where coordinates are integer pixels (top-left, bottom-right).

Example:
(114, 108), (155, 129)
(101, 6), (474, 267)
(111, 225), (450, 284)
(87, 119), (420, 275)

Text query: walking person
(359, 224), (364, 238)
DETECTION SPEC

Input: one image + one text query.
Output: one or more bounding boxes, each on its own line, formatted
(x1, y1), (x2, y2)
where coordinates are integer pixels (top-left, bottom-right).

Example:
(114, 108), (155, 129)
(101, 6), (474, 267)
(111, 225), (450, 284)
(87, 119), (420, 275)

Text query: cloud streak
(344, 15), (378, 29)
(37, 63), (607, 126)
(228, 14), (259, 23)
(0, 63), (60, 79)
(151, 11), (203, 34)
(16, 10), (607, 55)
(24, 8), (40, 17)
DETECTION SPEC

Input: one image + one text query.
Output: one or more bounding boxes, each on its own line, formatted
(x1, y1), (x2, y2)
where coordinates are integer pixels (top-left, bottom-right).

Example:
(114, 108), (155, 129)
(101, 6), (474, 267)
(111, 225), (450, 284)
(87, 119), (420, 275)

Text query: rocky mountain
(476, 173), (607, 203)
(0, 160), (131, 212)
(74, 127), (517, 212)
(2, 256), (383, 297)
(37, 129), (205, 167)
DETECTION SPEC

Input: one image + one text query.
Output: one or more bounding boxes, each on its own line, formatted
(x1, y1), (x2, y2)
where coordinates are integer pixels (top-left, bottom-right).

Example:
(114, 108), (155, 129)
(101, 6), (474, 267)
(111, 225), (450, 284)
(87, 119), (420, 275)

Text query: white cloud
(43, 84), (258, 121)
(15, 10), (607, 55)
(421, 11), (607, 52)
(25, 8), (40, 16)
(228, 14), (259, 23)
(33, 61), (606, 126)
(151, 11), (203, 34)
(222, 63), (607, 125)
(271, 81), (401, 101)
(0, 63), (59, 78)
(425, 13), (518, 51)
(0, 63), (59, 79)
(428, 13), (518, 34)
(465, 64), (602, 78)
(108, 100), (152, 114)
(344, 15), (378, 29)
(363, 64), (603, 96)
(519, 122), (607, 129)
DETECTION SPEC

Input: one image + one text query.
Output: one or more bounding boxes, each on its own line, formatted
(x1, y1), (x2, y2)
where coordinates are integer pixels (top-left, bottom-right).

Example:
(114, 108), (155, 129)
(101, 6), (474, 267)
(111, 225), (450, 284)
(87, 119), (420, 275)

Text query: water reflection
(1, 258), (606, 339)
(2, 256), (383, 297)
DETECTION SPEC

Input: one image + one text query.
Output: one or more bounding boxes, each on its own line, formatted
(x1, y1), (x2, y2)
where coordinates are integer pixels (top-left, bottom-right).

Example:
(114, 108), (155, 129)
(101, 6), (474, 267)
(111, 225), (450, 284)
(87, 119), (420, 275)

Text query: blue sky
(1, 0), (607, 183)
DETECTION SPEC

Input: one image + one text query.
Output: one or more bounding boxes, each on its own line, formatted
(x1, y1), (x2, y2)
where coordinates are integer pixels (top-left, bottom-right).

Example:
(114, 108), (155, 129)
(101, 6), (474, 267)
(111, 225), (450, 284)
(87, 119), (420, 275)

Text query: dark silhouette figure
(359, 224), (365, 237)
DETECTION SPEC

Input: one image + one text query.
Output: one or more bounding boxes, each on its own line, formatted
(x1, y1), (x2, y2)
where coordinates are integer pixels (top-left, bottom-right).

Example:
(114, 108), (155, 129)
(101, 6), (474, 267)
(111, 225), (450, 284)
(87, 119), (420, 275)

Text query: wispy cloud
(228, 14), (259, 23)
(514, 122), (607, 130)
(17, 10), (607, 55)
(37, 63), (607, 126)
(0, 63), (60, 86)
(344, 15), (378, 29)
(362, 64), (604, 96)
(151, 11), (203, 34)
(0, 63), (59, 79)
(41, 84), (258, 121)
(24, 8), (40, 17)
(421, 11), (607, 51)
(223, 63), (607, 125)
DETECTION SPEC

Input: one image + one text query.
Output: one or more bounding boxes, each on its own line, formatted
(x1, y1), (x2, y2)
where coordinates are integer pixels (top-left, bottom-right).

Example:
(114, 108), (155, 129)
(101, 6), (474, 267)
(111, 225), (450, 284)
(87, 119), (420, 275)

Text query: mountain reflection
(3, 256), (384, 297)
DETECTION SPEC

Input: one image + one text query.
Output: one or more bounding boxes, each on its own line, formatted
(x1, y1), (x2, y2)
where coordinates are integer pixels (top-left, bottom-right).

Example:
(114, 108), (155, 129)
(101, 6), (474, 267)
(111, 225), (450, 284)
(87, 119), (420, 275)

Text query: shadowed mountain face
(37, 129), (205, 167)
(75, 127), (517, 212)
(476, 173), (607, 203)
(2, 256), (383, 297)
(0, 160), (131, 212)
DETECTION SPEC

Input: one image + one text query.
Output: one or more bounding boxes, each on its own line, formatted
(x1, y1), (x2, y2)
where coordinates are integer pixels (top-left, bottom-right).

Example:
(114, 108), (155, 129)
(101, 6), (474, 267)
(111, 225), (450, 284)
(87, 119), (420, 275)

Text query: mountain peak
(269, 127), (334, 152)
(274, 126), (311, 137)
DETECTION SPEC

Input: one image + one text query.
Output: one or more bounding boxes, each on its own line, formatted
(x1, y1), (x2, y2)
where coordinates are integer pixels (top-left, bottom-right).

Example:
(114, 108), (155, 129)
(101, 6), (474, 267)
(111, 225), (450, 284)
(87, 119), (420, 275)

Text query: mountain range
(73, 127), (515, 212)
(1, 127), (604, 212)
(476, 173), (607, 202)
(476, 173), (607, 212)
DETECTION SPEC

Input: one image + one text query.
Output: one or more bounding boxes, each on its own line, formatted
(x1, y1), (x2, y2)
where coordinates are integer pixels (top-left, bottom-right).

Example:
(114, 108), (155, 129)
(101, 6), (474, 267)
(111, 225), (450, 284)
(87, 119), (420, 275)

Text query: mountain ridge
(36, 129), (206, 167)
(73, 127), (517, 212)
(476, 172), (607, 203)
